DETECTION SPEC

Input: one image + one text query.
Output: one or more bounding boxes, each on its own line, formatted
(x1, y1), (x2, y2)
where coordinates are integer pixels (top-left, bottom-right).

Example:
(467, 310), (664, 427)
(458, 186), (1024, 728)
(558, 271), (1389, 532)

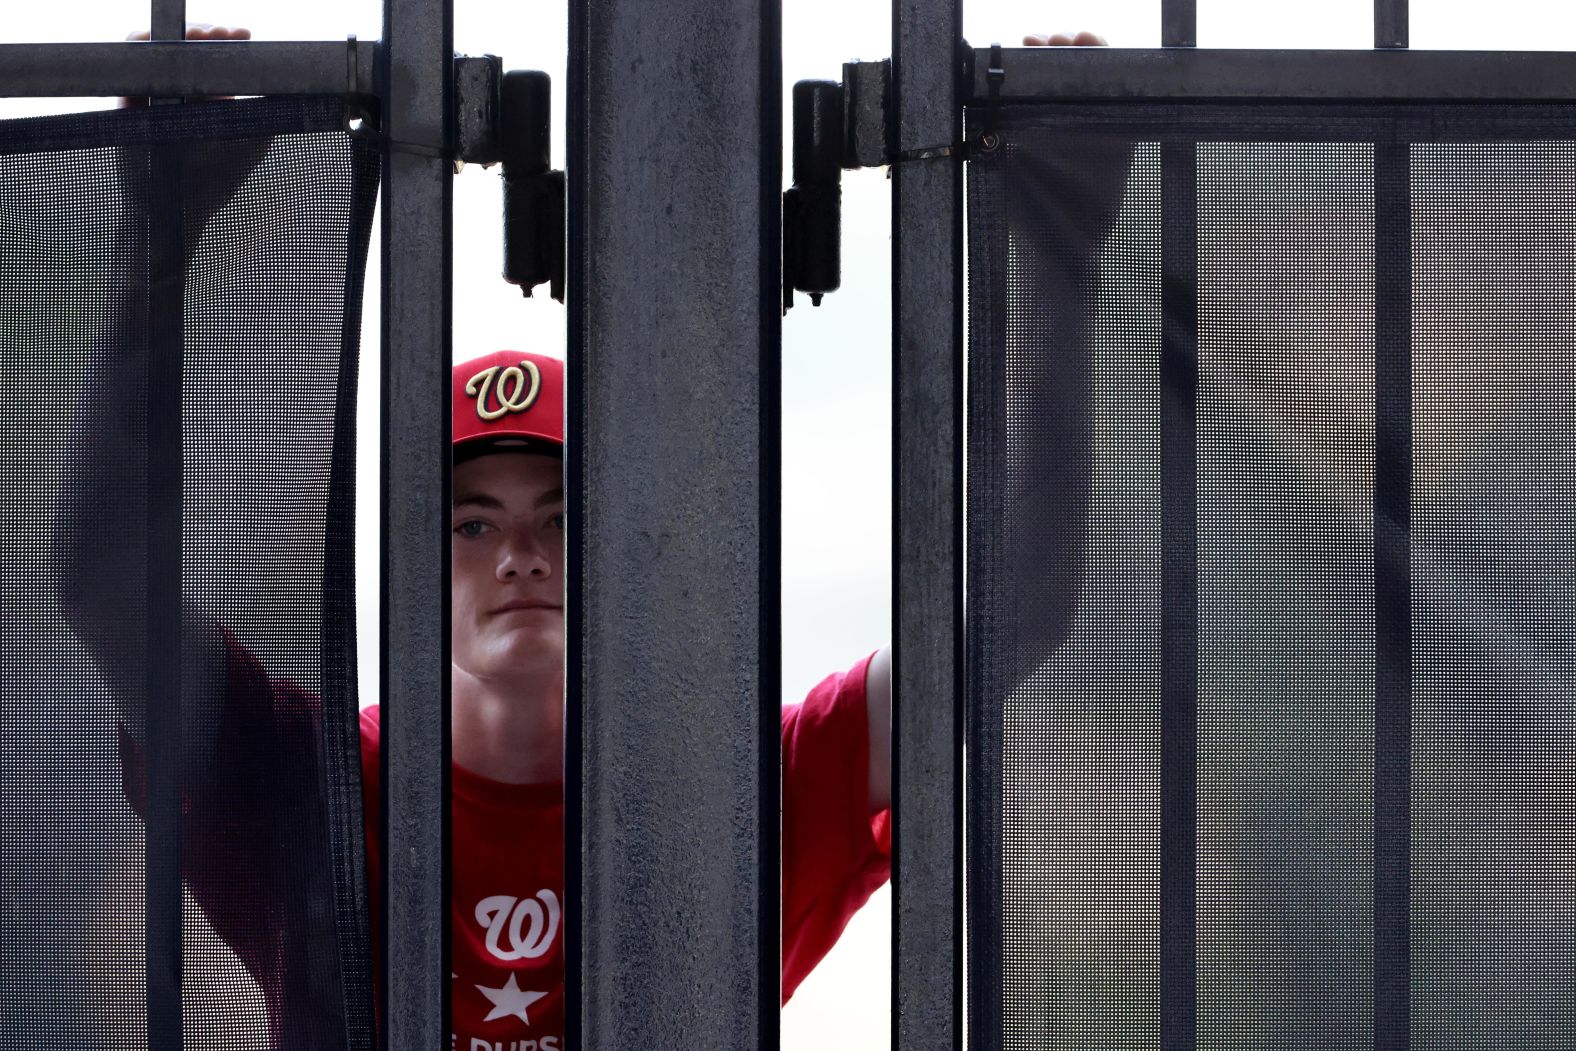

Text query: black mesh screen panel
(967, 104), (1576, 1051)
(1194, 142), (1376, 1051)
(0, 97), (377, 1050)
(1409, 142), (1576, 1050)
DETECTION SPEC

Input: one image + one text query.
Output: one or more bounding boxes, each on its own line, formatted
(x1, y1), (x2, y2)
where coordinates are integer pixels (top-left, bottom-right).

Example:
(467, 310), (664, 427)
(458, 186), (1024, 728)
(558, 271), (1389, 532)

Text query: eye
(454, 519), (493, 539)
(549, 512), (567, 531)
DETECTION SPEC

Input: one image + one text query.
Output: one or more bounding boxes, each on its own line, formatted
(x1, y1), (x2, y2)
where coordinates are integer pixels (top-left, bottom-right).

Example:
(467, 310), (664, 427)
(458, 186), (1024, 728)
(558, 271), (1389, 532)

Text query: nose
(496, 527), (552, 582)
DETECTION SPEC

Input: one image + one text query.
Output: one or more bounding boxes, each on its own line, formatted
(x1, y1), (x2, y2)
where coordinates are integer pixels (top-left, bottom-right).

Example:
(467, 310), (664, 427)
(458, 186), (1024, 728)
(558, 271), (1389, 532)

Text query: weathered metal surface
(379, 0), (453, 1044)
(455, 54), (502, 166)
(0, 40), (378, 99)
(1377, 0), (1409, 50)
(969, 46), (1576, 102)
(1164, 0), (1197, 49)
(568, 0), (780, 1046)
(892, 0), (963, 1048)
(843, 59), (890, 170)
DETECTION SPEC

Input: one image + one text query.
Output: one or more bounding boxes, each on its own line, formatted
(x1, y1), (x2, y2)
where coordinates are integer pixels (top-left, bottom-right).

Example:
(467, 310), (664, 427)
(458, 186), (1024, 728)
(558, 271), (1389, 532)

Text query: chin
(489, 630), (564, 673)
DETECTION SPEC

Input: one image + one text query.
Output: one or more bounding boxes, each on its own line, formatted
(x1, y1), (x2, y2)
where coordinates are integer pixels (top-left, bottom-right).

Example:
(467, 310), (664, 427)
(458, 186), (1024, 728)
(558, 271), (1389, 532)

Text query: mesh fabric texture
(967, 103), (1576, 1051)
(0, 96), (377, 1050)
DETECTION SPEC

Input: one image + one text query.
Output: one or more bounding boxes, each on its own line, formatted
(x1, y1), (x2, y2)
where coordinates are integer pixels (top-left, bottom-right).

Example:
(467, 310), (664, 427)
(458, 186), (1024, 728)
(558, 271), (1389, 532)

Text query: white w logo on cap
(466, 362), (542, 421)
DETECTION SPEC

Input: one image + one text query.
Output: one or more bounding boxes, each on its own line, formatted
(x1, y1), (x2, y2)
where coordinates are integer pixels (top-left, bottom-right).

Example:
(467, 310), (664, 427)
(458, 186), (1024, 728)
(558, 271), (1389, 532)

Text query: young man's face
(451, 451), (566, 685)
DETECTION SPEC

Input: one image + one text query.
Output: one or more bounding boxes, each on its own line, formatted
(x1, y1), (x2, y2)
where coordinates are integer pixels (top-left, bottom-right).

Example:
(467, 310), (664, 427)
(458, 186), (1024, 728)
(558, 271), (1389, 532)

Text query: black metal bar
(152, 0), (185, 47)
(1373, 138), (1412, 1051)
(569, 0), (780, 1045)
(968, 47), (1576, 102)
(567, 4), (592, 1046)
(454, 55), (502, 165)
(961, 140), (1006, 1051)
(564, 4), (586, 1044)
(143, 3), (185, 1044)
(0, 41), (378, 99)
(379, 0), (452, 1043)
(1376, 0), (1409, 50)
(143, 154), (186, 1051)
(1159, 139), (1197, 1051)
(843, 59), (890, 170)
(1163, 0), (1197, 48)
(892, 0), (963, 1048)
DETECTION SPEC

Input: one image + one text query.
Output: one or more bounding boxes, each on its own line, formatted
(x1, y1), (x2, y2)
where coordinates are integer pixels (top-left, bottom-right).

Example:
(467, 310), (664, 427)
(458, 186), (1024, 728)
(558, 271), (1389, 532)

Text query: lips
(490, 599), (563, 614)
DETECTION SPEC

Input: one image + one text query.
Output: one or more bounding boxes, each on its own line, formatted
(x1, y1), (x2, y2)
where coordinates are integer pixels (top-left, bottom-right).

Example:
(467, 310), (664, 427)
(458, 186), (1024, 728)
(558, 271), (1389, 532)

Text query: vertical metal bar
(379, 0), (453, 1042)
(568, 0), (780, 1045)
(1372, 138), (1412, 1051)
(144, 2), (185, 1046)
(891, 0), (963, 1048)
(563, 6), (584, 1032)
(1159, 139), (1198, 1051)
(151, 0), (184, 48)
(143, 146), (186, 1051)
(1163, 0), (1197, 48)
(564, 5), (587, 1043)
(962, 150), (1007, 1051)
(1376, 0), (1409, 50)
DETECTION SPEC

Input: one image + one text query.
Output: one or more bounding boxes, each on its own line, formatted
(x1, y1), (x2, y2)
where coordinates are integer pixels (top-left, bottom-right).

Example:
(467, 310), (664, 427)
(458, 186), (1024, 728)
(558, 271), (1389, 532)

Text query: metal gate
(2, 0), (1572, 1047)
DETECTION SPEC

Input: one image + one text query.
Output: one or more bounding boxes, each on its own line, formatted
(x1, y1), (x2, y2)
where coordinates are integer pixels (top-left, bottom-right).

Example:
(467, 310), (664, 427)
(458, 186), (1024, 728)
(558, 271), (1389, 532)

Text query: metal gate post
(379, 0), (454, 1043)
(145, 2), (188, 1045)
(892, 0), (964, 1049)
(567, 0), (781, 1047)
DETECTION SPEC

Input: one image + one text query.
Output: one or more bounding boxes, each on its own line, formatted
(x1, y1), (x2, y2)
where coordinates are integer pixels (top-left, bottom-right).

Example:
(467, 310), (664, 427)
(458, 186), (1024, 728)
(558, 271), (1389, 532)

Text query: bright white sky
(5, 0), (1575, 1047)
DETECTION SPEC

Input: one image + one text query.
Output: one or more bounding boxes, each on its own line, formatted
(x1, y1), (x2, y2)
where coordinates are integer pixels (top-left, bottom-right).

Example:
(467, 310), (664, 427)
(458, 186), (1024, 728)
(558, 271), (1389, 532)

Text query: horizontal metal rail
(0, 40), (378, 99)
(969, 47), (1576, 102)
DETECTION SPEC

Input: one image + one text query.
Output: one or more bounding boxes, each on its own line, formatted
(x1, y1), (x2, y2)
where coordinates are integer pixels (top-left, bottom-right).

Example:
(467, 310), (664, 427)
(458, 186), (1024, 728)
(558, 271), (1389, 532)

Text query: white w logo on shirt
(475, 890), (561, 961)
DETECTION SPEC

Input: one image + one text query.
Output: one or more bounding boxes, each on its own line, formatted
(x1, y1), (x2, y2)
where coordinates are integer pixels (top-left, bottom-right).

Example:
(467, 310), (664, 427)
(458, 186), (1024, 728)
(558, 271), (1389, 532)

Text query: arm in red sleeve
(118, 628), (324, 1032)
(781, 652), (892, 1004)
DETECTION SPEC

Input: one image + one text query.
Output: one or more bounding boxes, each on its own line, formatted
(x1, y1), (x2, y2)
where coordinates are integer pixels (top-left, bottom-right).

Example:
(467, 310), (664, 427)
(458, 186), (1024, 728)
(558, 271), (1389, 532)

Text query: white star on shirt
(475, 972), (548, 1025)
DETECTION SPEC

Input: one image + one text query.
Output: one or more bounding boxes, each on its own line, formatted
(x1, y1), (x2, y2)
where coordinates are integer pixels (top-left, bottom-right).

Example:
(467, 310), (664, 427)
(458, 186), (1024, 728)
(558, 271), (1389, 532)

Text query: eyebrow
(451, 488), (564, 511)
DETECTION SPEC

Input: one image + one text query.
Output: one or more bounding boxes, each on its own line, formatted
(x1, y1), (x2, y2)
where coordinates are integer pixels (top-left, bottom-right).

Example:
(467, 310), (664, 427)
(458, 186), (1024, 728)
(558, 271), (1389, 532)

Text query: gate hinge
(783, 59), (890, 311)
(455, 57), (565, 301)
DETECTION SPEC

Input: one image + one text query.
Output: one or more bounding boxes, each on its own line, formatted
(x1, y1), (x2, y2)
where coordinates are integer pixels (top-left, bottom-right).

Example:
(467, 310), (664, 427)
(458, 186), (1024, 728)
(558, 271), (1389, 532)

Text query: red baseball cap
(452, 350), (564, 459)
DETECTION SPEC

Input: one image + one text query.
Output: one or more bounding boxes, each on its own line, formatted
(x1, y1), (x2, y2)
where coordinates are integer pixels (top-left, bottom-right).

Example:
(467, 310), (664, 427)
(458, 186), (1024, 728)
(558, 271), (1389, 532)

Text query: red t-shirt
(125, 642), (890, 1048)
